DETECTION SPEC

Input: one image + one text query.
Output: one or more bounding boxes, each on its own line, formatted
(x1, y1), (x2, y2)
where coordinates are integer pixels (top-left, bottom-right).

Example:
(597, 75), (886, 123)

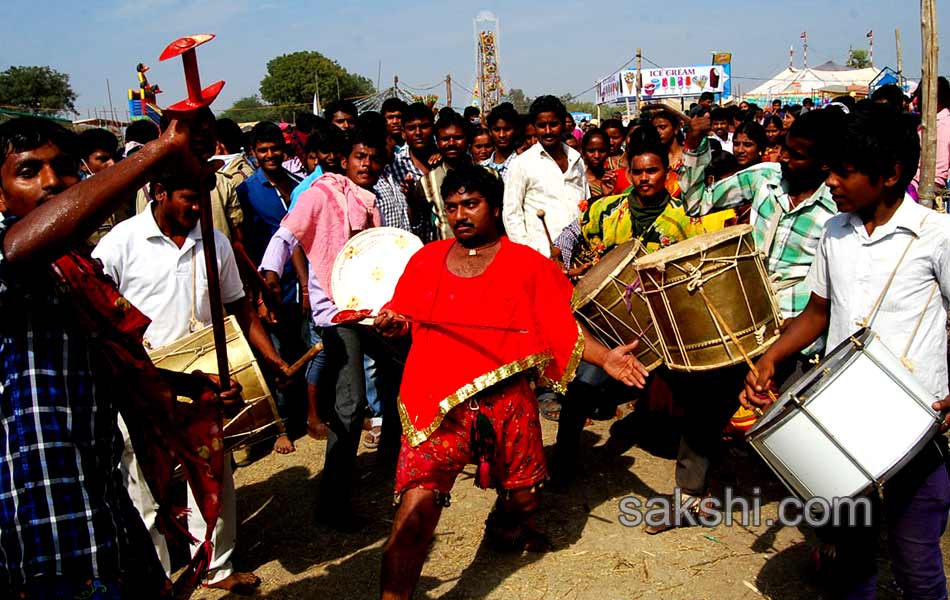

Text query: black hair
(342, 126), (388, 158)
(435, 111), (471, 140)
(826, 104), (919, 192)
(650, 108), (681, 129)
(601, 118), (624, 133)
(472, 127), (491, 140)
(440, 163), (504, 211)
(159, 106), (213, 133)
(486, 102), (519, 128)
(125, 119), (160, 145)
(462, 106), (480, 120)
(214, 118), (245, 154)
(802, 97), (814, 106)
(581, 127), (609, 150)
(625, 124), (669, 169)
(705, 150), (739, 181)
(734, 121), (767, 150)
(295, 112), (320, 134)
(381, 97), (408, 117)
(699, 92), (715, 103)
(787, 107), (845, 149)
(249, 121), (284, 149)
(305, 121), (345, 155)
(357, 110), (387, 138)
(763, 115), (783, 130)
(831, 95), (856, 111)
(324, 99), (358, 122)
(148, 168), (214, 198)
(402, 102), (435, 125)
(529, 95), (568, 124)
(0, 117), (79, 167)
(709, 107), (729, 122)
(871, 84), (906, 113)
(786, 104), (803, 118)
(940, 77), (950, 109)
(437, 106), (458, 121)
(77, 128), (118, 159)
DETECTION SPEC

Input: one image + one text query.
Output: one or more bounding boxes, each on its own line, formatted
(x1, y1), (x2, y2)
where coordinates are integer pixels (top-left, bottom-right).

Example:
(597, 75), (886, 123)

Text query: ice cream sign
(633, 65), (727, 99)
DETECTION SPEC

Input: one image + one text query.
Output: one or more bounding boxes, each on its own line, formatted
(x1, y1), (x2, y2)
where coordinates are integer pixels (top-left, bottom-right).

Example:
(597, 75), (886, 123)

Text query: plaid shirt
(376, 144), (427, 236)
(0, 218), (126, 589)
(681, 139), (838, 320)
(479, 151), (515, 181)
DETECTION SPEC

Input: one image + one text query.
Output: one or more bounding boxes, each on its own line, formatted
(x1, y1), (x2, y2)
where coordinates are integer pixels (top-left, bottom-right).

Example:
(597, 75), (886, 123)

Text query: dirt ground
(187, 411), (950, 600)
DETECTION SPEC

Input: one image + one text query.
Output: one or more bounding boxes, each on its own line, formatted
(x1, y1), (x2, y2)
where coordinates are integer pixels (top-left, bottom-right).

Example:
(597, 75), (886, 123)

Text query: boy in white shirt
(743, 105), (950, 599)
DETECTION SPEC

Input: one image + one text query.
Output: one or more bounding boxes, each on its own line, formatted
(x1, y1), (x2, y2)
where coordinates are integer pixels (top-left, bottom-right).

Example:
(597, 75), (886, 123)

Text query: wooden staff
(536, 209), (561, 264)
(198, 187), (230, 391)
(918, 0), (939, 209)
(282, 343), (324, 378)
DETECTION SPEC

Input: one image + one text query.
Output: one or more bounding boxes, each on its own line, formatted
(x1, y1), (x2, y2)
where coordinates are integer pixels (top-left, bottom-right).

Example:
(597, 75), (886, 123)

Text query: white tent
(743, 61), (878, 104)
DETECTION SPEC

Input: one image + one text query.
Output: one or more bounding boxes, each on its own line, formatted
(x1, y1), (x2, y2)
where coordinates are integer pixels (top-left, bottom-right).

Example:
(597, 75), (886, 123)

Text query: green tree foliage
(219, 95), (283, 123)
(0, 66), (77, 115)
(502, 88), (531, 113)
(847, 49), (872, 69)
(259, 51), (374, 106)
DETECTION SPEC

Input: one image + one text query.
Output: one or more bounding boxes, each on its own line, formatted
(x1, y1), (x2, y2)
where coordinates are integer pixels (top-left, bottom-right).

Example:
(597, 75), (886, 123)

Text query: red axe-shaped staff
(159, 34), (230, 391)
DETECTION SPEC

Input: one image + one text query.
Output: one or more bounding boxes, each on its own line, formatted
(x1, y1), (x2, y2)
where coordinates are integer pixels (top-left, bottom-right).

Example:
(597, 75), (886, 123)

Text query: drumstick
(536, 209), (561, 263)
(399, 317), (528, 334)
(695, 288), (772, 416)
(282, 343), (324, 378)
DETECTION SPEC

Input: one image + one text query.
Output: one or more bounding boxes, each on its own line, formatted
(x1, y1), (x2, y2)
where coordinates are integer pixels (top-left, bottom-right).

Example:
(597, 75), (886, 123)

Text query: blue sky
(2, 0), (947, 117)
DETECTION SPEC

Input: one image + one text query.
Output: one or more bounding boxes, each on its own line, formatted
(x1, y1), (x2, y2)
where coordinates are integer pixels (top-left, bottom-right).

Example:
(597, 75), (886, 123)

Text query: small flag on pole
(800, 31), (807, 40)
(866, 30), (873, 38)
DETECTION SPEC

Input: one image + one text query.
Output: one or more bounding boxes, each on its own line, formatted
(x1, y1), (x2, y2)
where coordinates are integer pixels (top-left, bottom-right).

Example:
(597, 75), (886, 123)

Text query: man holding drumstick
(376, 164), (648, 600)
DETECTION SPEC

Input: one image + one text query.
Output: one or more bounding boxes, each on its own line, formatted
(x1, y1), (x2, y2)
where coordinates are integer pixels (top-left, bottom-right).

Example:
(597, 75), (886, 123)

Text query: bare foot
(273, 434), (295, 454)
(307, 418), (329, 440)
(205, 571), (261, 593)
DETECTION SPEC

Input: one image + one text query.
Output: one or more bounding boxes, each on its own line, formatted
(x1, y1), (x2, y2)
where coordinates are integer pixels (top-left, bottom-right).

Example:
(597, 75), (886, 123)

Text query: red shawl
(388, 238), (584, 446)
(51, 251), (224, 591)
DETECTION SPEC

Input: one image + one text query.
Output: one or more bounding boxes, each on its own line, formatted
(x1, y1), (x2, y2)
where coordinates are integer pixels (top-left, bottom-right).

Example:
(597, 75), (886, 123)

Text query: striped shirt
(680, 139), (838, 320)
(0, 218), (126, 589)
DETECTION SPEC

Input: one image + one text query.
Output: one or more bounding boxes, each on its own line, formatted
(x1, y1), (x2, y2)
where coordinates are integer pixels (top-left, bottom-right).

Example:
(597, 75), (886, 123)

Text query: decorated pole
(919, 0), (939, 209)
(159, 34), (230, 390)
(635, 48), (642, 118)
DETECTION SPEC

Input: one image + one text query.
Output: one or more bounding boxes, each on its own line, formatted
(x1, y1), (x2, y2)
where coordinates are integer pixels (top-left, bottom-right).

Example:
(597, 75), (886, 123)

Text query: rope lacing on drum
(623, 276), (642, 312)
(685, 265), (705, 293)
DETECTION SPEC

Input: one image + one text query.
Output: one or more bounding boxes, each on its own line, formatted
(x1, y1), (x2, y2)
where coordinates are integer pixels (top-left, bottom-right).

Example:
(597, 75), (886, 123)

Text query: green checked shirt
(680, 139), (838, 323)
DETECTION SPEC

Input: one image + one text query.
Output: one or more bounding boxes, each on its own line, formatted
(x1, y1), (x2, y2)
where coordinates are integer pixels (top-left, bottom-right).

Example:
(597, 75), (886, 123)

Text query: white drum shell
(747, 328), (941, 501)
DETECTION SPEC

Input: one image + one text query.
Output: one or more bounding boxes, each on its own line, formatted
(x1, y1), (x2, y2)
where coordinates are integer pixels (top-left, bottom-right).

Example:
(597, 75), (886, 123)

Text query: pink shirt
(913, 108), (950, 190)
(280, 172), (381, 302)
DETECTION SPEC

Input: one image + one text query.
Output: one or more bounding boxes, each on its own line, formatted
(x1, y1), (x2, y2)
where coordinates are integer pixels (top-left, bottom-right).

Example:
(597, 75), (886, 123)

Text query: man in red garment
(376, 165), (649, 600)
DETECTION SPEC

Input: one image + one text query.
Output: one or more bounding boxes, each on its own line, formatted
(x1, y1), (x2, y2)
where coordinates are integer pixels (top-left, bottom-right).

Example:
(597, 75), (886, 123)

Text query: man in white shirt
(94, 170), (288, 593)
(709, 107), (733, 153)
(743, 105), (950, 600)
(503, 95), (588, 257)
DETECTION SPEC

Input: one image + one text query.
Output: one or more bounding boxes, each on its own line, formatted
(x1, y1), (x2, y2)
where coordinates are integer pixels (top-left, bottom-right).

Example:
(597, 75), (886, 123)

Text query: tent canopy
(744, 61), (878, 103)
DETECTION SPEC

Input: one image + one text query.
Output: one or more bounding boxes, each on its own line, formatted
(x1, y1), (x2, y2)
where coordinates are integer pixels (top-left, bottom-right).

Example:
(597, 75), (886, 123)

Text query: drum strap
(858, 214), (937, 372)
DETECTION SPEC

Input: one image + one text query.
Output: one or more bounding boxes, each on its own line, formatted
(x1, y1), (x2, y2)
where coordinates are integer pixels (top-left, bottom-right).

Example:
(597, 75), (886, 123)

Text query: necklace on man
(458, 239), (501, 256)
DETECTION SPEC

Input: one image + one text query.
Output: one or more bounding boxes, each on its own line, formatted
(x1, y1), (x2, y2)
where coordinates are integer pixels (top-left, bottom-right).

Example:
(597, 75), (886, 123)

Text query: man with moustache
(374, 102), (437, 233)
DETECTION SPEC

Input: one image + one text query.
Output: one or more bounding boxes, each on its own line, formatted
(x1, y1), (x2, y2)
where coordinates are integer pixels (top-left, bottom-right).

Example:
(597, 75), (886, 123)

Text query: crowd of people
(2, 75), (950, 600)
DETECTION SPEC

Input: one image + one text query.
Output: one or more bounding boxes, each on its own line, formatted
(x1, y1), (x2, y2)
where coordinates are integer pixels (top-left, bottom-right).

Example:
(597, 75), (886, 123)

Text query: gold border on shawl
(399, 351), (553, 447)
(538, 322), (585, 395)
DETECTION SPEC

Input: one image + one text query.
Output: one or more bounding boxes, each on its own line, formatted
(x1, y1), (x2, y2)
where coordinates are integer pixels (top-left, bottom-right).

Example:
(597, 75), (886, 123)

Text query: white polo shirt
(93, 204), (246, 349)
(502, 142), (588, 257)
(807, 196), (950, 398)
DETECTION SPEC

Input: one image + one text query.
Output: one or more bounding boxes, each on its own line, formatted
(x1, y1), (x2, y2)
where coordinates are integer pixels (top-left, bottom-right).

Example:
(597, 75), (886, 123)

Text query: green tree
(847, 48), (872, 69)
(0, 65), (77, 115)
(219, 95), (283, 123)
(502, 88), (531, 113)
(259, 51), (374, 107)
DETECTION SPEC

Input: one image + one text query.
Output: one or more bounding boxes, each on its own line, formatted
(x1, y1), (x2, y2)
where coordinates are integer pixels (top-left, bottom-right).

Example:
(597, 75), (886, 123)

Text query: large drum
(746, 328), (942, 500)
(634, 225), (782, 371)
(331, 227), (424, 322)
(572, 240), (661, 371)
(148, 316), (281, 453)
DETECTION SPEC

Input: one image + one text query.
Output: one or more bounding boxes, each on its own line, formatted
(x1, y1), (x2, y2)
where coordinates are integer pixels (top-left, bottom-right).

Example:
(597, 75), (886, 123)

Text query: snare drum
(331, 227), (424, 323)
(634, 225), (782, 371)
(148, 316), (281, 453)
(746, 328), (942, 500)
(571, 240), (662, 370)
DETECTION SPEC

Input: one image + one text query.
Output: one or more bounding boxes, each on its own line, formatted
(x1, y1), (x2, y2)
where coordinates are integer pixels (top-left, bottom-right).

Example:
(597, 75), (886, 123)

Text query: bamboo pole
(918, 0), (939, 209)
(635, 48), (642, 118)
(896, 28), (904, 90)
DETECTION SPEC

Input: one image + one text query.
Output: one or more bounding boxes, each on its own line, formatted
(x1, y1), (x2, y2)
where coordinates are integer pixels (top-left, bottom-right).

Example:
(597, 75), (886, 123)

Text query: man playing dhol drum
(743, 105), (950, 600)
(375, 164), (648, 600)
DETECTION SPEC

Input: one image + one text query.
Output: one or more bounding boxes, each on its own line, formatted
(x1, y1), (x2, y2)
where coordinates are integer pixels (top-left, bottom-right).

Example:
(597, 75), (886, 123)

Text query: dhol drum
(746, 328), (943, 500)
(634, 225), (782, 371)
(148, 316), (281, 453)
(331, 227), (424, 323)
(571, 240), (661, 371)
